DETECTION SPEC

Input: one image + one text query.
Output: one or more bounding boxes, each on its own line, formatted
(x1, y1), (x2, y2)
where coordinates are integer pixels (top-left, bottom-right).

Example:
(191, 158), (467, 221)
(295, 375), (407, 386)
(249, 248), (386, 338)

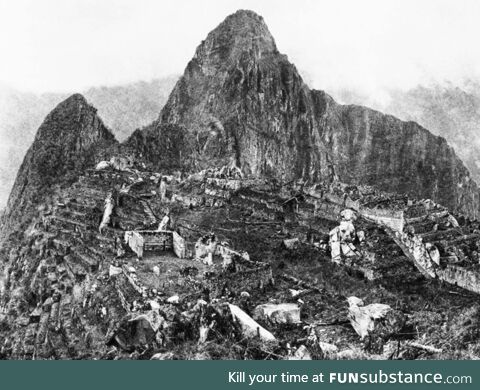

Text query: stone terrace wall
(437, 265), (480, 294)
(389, 230), (437, 278)
(360, 207), (404, 232)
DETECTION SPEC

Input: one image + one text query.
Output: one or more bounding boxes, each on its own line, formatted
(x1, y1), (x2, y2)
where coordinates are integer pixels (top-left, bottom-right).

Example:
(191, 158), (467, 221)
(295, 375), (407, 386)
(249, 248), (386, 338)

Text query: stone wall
(142, 232), (173, 250)
(437, 265), (480, 294)
(125, 231), (144, 258)
(360, 207), (405, 232)
(389, 230), (436, 278)
(125, 230), (186, 258)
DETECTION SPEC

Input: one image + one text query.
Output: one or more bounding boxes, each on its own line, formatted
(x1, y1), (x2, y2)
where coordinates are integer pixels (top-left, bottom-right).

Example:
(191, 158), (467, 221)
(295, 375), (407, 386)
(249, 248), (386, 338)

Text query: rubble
(318, 342), (338, 357)
(329, 214), (359, 264)
(195, 233), (217, 266)
(253, 303), (301, 324)
(347, 297), (392, 340)
(110, 310), (166, 352)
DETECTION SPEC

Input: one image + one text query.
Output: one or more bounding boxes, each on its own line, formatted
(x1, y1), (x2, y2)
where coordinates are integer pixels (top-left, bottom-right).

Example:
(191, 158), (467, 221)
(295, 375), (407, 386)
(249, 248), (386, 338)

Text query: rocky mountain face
(332, 82), (480, 186)
(129, 10), (480, 217)
(0, 77), (177, 209)
(383, 83), (480, 185)
(2, 94), (116, 235)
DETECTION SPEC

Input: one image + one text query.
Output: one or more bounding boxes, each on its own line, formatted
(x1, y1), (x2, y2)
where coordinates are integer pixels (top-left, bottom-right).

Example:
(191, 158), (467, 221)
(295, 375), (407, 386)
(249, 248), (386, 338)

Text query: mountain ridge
(130, 9), (480, 217)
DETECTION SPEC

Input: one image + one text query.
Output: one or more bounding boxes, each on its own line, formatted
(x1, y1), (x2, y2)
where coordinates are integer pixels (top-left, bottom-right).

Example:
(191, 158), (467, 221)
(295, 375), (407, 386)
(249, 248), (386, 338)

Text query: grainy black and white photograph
(0, 0), (480, 361)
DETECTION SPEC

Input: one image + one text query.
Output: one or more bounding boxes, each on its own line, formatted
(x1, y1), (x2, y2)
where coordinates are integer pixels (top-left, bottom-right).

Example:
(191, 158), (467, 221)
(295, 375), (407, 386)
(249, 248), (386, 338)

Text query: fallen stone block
(347, 296), (391, 339)
(109, 264), (122, 277)
(109, 310), (166, 352)
(150, 352), (175, 360)
(283, 238), (299, 249)
(228, 304), (276, 342)
(167, 295), (180, 304)
(288, 344), (311, 360)
(319, 341), (338, 356)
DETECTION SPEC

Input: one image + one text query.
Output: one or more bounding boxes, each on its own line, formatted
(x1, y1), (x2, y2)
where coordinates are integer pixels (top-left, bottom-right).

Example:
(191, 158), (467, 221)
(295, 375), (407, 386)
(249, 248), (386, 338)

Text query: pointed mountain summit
(128, 9), (479, 217)
(3, 94), (116, 234)
(191, 9), (278, 69)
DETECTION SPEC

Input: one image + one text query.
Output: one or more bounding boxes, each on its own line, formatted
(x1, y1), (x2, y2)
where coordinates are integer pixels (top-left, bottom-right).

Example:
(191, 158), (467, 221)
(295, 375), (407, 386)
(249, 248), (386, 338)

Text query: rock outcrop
(127, 9), (480, 217)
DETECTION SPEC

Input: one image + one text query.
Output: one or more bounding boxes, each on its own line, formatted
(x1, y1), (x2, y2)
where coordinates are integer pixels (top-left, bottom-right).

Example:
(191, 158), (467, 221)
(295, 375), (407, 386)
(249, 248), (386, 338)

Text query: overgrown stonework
(128, 10), (479, 217)
(1, 10), (480, 360)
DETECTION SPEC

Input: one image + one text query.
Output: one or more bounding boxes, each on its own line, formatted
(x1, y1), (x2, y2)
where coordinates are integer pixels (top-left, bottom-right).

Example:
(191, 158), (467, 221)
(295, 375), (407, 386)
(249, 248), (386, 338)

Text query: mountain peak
(223, 9), (267, 27)
(154, 10), (480, 218)
(53, 93), (89, 112)
(192, 9), (277, 68)
(3, 95), (117, 235)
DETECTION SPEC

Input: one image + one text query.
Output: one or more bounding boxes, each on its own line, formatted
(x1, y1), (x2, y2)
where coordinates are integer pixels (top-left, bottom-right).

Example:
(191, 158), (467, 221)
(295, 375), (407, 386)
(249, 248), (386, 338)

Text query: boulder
(95, 161), (111, 171)
(288, 344), (311, 360)
(283, 238), (299, 249)
(228, 304), (276, 342)
(150, 352), (175, 360)
(110, 311), (166, 351)
(340, 209), (356, 222)
(253, 303), (301, 324)
(347, 296), (393, 339)
(149, 300), (161, 310)
(109, 264), (122, 277)
(167, 295), (180, 304)
(319, 341), (338, 357)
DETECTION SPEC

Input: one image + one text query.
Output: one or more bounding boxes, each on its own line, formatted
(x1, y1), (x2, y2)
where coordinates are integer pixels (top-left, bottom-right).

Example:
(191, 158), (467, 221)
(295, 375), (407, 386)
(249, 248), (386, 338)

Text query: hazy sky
(1, 0), (479, 98)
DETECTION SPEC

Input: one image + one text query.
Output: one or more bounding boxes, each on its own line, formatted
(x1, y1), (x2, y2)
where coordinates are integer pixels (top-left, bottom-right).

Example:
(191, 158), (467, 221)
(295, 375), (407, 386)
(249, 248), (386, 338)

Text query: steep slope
(127, 10), (480, 217)
(2, 94), (116, 235)
(331, 82), (480, 186)
(383, 83), (480, 185)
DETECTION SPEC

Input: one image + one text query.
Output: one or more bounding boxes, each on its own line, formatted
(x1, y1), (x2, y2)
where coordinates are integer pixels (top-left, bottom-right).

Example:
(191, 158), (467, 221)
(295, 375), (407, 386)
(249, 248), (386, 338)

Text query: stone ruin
(318, 182), (480, 294)
(124, 230), (186, 259)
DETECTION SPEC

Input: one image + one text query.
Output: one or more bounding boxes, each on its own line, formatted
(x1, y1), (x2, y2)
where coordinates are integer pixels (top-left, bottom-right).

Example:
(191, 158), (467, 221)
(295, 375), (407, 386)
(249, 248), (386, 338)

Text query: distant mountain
(127, 10), (480, 217)
(0, 77), (178, 209)
(84, 77), (178, 141)
(331, 81), (480, 186)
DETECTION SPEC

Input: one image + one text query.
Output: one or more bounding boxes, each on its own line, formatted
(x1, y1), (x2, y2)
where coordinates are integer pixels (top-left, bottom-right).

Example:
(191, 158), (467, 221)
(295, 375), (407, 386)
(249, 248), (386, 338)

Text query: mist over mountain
(331, 81), (480, 186)
(0, 77), (178, 208)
